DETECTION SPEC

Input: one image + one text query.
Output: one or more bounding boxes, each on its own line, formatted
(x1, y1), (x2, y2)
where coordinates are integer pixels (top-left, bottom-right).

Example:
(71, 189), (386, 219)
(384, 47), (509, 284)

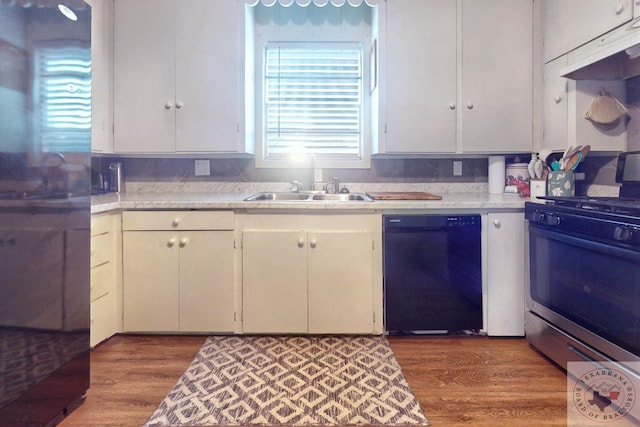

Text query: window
(34, 44), (91, 153)
(251, 3), (373, 168)
(264, 43), (362, 159)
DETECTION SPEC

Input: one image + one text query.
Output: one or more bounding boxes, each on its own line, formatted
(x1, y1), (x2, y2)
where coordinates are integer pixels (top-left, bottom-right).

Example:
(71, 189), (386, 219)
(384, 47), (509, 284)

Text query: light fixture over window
(57, 4), (78, 21)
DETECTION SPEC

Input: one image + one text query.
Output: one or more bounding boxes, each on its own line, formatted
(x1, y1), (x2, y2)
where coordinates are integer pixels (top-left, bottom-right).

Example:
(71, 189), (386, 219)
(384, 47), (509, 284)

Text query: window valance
(246, 0), (378, 7)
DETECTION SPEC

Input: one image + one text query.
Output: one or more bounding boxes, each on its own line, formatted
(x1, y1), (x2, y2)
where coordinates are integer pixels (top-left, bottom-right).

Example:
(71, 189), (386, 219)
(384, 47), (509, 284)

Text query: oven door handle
(530, 225), (640, 263)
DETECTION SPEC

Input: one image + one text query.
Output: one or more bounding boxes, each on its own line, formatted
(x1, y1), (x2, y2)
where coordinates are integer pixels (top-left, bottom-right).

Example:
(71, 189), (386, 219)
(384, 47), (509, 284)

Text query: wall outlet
(453, 160), (463, 176)
(314, 168), (323, 183)
(194, 159), (210, 176)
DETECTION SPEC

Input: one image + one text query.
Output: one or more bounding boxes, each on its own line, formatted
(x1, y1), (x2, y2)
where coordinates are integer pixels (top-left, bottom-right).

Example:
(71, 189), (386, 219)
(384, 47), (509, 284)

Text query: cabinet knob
(172, 218), (181, 227)
(176, 101), (183, 109)
(554, 95), (562, 104)
(466, 102), (474, 109)
(449, 102), (456, 110)
(310, 239), (317, 248)
(167, 238), (176, 247)
(297, 238), (304, 248)
(492, 219), (501, 228)
(164, 102), (173, 110)
(616, 3), (624, 14)
(179, 238), (188, 247)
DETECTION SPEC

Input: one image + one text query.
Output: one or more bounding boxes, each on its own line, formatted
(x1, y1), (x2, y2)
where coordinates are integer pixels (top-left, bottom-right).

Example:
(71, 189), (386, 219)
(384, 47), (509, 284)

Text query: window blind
(36, 45), (91, 153)
(265, 44), (362, 158)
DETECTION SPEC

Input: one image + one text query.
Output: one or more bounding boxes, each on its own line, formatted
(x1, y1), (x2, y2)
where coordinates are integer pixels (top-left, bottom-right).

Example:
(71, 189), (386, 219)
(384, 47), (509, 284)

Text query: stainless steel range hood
(561, 18), (640, 80)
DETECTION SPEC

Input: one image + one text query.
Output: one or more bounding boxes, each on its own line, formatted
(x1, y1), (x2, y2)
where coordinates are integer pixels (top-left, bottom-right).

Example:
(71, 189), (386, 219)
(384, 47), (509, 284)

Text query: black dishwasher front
(383, 214), (482, 333)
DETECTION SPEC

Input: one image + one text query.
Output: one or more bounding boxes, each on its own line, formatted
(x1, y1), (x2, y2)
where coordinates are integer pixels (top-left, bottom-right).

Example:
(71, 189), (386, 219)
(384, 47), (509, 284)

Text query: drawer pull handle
(167, 238), (176, 247)
(172, 218), (181, 227)
(179, 238), (188, 247)
(297, 238), (304, 248)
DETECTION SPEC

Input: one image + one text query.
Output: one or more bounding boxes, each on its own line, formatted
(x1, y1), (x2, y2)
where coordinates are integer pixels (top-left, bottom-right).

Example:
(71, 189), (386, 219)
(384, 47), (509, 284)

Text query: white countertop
(91, 191), (527, 214)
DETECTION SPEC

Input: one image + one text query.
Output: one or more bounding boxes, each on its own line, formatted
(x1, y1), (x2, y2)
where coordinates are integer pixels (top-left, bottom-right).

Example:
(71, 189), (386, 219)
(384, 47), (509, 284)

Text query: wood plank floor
(59, 334), (568, 426)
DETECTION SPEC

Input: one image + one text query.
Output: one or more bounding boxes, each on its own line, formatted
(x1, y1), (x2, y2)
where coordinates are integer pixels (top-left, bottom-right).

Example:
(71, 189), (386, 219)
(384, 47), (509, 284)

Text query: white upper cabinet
(460, 0), (533, 153)
(380, 0), (457, 154)
(378, 0), (533, 154)
(542, 56), (569, 151)
(543, 0), (633, 63)
(113, 0), (249, 154)
(87, 0), (113, 153)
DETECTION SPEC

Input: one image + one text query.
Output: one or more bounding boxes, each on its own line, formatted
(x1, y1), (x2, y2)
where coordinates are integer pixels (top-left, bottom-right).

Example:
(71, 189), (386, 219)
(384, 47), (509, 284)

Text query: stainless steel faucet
(39, 152), (66, 193)
(324, 176), (340, 194)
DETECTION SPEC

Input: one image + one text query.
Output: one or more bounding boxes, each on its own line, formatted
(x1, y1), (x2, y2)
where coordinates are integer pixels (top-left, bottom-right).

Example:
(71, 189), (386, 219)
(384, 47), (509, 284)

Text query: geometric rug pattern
(144, 335), (430, 426)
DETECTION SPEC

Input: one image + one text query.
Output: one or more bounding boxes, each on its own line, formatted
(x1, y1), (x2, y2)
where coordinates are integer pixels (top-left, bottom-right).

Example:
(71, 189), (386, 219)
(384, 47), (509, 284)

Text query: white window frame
(253, 10), (372, 169)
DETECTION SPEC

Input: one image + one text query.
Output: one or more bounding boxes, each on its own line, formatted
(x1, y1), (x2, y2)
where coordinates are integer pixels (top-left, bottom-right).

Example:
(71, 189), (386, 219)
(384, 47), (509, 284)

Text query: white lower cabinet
(240, 214), (382, 335)
(486, 212), (525, 336)
(122, 211), (235, 333)
(90, 212), (122, 347)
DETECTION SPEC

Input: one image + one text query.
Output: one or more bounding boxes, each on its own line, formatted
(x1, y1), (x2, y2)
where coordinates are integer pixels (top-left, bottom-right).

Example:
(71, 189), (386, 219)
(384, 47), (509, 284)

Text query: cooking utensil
(528, 154), (538, 179)
(538, 148), (553, 165)
(560, 145), (582, 171)
(565, 152), (582, 171)
(579, 144), (591, 159)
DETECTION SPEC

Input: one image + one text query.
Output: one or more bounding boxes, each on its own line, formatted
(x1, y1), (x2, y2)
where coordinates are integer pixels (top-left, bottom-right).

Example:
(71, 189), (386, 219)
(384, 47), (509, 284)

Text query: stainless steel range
(525, 151), (640, 375)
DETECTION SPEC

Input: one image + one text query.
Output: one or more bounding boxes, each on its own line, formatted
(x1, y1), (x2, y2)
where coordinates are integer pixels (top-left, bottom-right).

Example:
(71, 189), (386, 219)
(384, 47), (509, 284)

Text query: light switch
(195, 160), (210, 176)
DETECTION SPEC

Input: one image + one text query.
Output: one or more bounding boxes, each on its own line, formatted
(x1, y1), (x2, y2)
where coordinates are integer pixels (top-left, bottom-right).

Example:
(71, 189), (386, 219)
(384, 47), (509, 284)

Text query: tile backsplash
(91, 157), (491, 185)
(91, 153), (620, 194)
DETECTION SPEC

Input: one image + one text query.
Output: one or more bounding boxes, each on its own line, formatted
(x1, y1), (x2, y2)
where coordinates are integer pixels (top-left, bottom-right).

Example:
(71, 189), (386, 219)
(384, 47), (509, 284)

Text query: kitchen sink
(310, 193), (373, 201)
(244, 192), (374, 202)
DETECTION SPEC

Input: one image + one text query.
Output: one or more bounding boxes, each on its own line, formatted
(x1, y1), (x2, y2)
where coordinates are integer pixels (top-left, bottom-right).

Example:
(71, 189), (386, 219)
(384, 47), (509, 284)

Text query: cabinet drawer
(91, 232), (111, 268)
(91, 293), (116, 347)
(91, 262), (113, 302)
(91, 213), (113, 236)
(122, 210), (234, 231)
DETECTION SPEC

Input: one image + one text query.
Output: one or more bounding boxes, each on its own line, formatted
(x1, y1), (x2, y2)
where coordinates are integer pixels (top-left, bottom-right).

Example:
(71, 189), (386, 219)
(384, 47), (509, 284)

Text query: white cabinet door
(382, 0), (457, 154)
(114, 0), (176, 153)
(113, 0), (244, 153)
(88, 0), (114, 153)
(123, 231), (180, 331)
(542, 56), (569, 151)
(179, 231), (235, 332)
(486, 213), (525, 336)
(175, 0), (241, 152)
(543, 0), (633, 63)
(242, 230), (308, 334)
(460, 0), (532, 153)
(308, 231), (374, 334)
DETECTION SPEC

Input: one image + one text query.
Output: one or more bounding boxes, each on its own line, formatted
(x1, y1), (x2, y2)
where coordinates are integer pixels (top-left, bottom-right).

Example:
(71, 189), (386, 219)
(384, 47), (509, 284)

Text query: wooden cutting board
(366, 191), (442, 200)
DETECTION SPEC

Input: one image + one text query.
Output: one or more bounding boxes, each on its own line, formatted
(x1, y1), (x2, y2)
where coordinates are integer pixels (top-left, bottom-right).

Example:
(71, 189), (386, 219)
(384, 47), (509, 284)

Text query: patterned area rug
(145, 335), (430, 426)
